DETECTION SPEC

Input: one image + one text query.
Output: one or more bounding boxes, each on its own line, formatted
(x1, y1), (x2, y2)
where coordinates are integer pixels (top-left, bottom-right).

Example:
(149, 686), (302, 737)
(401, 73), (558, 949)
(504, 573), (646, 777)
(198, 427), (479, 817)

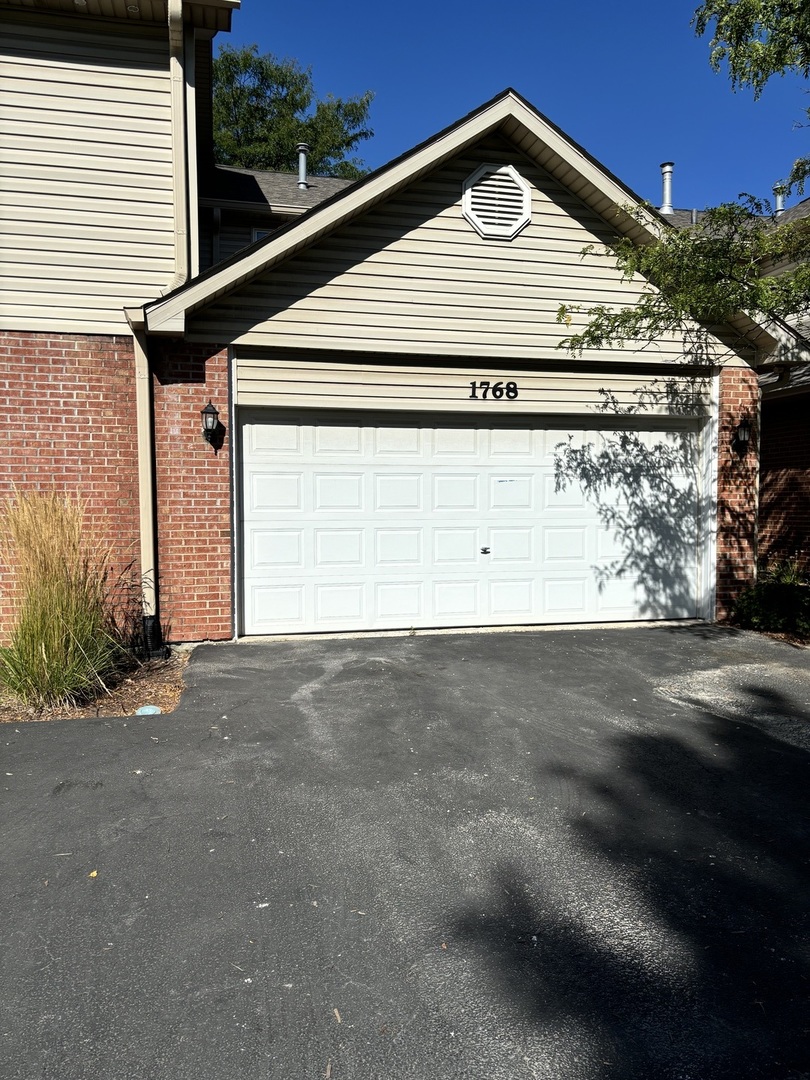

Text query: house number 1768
(469, 380), (519, 400)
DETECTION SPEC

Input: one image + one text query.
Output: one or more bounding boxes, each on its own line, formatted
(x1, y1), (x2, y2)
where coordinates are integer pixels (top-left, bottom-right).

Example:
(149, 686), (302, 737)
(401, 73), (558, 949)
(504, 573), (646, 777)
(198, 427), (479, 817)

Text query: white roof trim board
(140, 88), (810, 365)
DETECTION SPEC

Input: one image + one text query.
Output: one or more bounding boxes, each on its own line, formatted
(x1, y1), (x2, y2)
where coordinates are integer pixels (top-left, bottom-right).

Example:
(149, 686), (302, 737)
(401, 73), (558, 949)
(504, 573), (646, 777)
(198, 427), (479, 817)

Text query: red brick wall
(0, 330), (234, 644)
(0, 330), (141, 623)
(715, 365), (760, 619)
(759, 394), (810, 573)
(152, 340), (232, 642)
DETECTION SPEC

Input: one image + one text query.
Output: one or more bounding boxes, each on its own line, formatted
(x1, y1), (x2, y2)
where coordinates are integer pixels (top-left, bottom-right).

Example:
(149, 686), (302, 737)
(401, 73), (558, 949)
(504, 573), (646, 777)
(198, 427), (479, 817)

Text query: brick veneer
(715, 365), (760, 619)
(152, 339), (232, 642)
(0, 330), (233, 644)
(0, 334), (766, 640)
(0, 330), (141, 625)
(759, 394), (810, 573)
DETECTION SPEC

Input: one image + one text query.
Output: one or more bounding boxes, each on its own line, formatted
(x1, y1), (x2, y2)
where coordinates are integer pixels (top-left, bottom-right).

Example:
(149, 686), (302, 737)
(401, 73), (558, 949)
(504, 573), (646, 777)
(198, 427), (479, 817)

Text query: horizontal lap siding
(235, 357), (711, 416)
(191, 137), (732, 364)
(0, 18), (174, 333)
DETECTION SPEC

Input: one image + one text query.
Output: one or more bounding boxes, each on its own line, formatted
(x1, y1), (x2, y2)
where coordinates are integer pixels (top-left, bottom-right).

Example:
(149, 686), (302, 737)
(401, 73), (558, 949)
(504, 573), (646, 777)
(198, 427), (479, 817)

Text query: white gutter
(168, 0), (189, 289)
(184, 21), (200, 278)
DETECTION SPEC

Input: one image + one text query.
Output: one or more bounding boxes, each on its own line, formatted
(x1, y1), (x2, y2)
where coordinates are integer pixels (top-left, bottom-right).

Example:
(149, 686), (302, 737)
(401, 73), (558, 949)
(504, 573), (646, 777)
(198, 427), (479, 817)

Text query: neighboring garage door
(240, 411), (702, 635)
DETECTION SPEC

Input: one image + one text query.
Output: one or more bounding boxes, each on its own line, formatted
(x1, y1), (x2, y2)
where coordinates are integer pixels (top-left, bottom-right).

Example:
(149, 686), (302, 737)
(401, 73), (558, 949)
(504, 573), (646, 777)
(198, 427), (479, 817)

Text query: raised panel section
(375, 530), (421, 565)
(251, 423), (301, 455)
(375, 427), (421, 455)
(251, 530), (303, 569)
(545, 527), (587, 562)
(252, 473), (302, 511)
(376, 582), (423, 618)
(544, 578), (588, 614)
(315, 584), (364, 621)
(434, 529), (478, 564)
(252, 586), (304, 626)
(490, 475), (533, 509)
(315, 425), (363, 454)
(490, 580), (534, 615)
(375, 474), (422, 511)
(314, 474), (363, 510)
(315, 530), (364, 567)
(489, 528), (532, 562)
(434, 475), (478, 511)
(434, 581), (478, 617)
(434, 427), (478, 455)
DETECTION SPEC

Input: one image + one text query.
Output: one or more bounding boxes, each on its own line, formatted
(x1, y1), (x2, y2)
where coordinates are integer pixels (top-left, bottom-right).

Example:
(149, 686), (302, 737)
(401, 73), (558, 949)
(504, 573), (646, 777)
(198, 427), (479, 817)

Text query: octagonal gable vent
(462, 164), (531, 240)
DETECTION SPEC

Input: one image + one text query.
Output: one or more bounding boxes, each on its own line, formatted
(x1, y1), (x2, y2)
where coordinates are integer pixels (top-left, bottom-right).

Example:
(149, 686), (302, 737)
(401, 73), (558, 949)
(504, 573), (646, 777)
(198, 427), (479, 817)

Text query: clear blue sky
(224, 0), (809, 211)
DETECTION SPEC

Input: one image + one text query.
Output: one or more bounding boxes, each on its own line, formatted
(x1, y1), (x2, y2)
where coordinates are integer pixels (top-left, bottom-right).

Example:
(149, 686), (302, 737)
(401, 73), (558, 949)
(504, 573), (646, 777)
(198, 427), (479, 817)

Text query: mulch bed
(0, 650), (189, 724)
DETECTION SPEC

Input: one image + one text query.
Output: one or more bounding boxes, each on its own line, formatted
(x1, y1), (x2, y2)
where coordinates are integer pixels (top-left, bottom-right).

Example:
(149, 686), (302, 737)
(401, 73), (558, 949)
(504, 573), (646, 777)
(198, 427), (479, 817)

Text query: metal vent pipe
(775, 189), (785, 216)
(660, 161), (674, 215)
(297, 143), (310, 190)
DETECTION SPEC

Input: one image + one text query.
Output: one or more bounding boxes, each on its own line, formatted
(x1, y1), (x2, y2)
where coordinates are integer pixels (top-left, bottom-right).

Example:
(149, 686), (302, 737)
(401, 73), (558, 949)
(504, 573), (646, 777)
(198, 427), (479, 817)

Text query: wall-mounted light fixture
(201, 400), (219, 444)
(733, 416), (752, 454)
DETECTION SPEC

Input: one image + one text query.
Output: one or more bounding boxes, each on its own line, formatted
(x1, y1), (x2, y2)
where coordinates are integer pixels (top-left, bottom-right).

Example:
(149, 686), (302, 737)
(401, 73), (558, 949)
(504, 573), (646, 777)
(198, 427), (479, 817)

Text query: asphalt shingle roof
(201, 165), (355, 209)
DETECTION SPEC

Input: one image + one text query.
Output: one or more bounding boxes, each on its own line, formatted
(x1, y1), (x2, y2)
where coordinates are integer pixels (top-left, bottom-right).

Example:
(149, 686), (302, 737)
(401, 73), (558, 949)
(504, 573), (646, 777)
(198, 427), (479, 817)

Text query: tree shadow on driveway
(453, 687), (810, 1080)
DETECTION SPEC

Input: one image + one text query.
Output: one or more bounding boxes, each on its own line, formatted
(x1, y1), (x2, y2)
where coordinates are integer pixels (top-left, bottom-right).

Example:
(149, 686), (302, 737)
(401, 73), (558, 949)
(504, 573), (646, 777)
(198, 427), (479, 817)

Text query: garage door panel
(375, 529), (422, 565)
(544, 526), (587, 563)
(314, 529), (364, 567)
(251, 529), (304, 570)
(488, 527), (533, 563)
(374, 426), (422, 455)
(241, 412), (702, 634)
(489, 579), (534, 616)
(374, 474), (423, 511)
(433, 474), (479, 510)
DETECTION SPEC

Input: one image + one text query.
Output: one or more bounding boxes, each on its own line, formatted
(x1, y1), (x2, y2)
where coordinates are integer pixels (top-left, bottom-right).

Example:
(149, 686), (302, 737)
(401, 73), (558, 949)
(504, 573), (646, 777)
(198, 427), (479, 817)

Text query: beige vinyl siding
(190, 136), (745, 366)
(0, 16), (174, 333)
(235, 356), (711, 416)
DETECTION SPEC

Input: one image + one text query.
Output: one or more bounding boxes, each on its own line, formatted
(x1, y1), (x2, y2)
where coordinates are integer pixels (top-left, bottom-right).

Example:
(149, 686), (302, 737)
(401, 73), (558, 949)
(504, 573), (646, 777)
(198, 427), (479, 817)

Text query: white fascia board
(144, 92), (667, 334)
(757, 320), (810, 366)
(727, 310), (810, 366)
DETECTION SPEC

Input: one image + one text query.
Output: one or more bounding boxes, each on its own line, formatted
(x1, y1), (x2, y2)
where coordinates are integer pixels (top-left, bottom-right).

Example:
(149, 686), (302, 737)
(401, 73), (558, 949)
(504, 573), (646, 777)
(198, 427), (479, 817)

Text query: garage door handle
(480, 547), (490, 554)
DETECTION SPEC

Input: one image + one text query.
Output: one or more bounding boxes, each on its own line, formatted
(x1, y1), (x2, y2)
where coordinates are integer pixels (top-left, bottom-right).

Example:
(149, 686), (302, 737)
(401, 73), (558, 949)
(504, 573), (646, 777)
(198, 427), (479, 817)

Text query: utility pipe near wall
(126, 315), (162, 655)
(168, 0), (189, 289)
(123, 1), (191, 653)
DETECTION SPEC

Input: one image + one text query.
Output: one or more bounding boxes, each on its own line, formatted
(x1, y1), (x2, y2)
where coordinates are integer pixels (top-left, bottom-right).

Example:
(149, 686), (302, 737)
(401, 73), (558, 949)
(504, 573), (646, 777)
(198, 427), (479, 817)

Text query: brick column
(152, 340), (232, 642)
(715, 365), (760, 620)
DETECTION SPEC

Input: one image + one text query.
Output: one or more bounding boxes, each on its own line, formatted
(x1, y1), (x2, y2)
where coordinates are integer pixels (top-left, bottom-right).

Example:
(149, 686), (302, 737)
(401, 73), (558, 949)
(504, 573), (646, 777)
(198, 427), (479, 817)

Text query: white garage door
(240, 412), (702, 635)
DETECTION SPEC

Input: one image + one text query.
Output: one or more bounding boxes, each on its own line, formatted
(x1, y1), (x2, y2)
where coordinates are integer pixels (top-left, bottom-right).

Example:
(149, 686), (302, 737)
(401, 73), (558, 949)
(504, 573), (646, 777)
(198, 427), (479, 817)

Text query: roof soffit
(0, 0), (238, 31)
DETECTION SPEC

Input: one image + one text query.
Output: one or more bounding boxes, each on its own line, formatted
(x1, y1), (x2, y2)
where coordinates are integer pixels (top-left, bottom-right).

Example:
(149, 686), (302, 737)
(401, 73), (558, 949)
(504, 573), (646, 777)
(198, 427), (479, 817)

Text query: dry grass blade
(0, 490), (137, 709)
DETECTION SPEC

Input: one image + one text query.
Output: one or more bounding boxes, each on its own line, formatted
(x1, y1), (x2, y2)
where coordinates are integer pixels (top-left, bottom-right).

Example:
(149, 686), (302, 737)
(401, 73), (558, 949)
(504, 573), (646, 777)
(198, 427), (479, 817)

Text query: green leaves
(693, 0), (810, 97)
(693, 1), (810, 192)
(212, 45), (374, 177)
(557, 200), (810, 356)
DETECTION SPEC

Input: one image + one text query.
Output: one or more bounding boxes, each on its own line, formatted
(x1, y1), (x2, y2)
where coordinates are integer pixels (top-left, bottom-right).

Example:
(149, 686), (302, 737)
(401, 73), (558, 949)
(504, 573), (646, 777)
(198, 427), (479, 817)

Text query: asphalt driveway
(3, 625), (810, 1080)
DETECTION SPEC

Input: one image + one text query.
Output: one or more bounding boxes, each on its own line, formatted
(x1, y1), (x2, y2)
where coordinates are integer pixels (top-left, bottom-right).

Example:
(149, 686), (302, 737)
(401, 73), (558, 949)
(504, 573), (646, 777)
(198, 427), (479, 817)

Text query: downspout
(168, 0), (189, 289)
(123, 0), (189, 655)
(126, 311), (163, 656)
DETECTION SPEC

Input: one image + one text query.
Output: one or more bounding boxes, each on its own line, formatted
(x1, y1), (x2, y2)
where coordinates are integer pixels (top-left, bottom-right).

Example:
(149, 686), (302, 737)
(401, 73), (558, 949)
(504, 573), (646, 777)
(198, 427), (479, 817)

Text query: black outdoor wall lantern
(733, 416), (752, 454)
(201, 400), (219, 444)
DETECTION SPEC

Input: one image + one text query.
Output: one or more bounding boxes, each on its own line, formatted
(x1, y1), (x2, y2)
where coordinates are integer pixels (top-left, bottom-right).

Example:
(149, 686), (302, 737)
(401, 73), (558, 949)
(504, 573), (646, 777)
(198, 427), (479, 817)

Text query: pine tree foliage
(213, 45), (374, 178)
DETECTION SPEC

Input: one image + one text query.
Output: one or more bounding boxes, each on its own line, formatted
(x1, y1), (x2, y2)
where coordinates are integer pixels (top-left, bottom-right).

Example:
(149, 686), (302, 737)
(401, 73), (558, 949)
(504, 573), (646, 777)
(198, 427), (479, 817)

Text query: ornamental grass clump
(0, 491), (128, 708)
